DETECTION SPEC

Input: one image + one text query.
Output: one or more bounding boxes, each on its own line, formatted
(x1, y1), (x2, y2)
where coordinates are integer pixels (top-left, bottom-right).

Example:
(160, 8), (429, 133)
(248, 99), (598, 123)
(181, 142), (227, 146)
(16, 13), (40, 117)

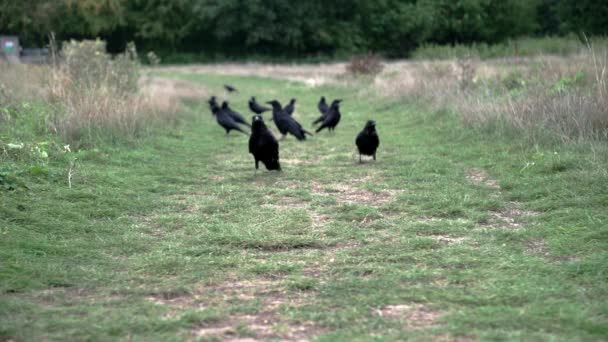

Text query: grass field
(1, 69), (608, 341)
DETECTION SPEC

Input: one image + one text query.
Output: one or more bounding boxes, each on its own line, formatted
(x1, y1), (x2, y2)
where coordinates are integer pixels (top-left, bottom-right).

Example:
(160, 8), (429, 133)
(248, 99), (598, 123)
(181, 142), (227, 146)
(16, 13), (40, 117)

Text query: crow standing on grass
(208, 96), (218, 114)
(212, 104), (248, 135)
(224, 84), (237, 92)
(315, 99), (342, 133)
(249, 96), (271, 114)
(249, 115), (281, 172)
(221, 101), (251, 127)
(284, 98), (296, 116)
(356, 120), (380, 162)
(267, 100), (312, 141)
(312, 96), (329, 126)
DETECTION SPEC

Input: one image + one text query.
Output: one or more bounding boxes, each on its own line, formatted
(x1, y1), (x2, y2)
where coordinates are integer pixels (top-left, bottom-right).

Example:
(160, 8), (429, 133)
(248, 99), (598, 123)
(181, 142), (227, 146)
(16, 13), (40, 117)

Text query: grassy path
(1, 73), (607, 341)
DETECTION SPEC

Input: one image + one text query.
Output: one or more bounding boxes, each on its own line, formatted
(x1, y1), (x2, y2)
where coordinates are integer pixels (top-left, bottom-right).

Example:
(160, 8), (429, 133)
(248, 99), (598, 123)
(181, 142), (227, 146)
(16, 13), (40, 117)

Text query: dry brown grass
(0, 39), (208, 145)
(0, 62), (47, 107)
(374, 48), (608, 142)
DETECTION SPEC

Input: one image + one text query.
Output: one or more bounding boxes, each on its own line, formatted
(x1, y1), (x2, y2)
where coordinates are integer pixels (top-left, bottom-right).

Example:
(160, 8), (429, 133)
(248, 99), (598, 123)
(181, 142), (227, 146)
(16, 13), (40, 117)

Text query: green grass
(1, 72), (607, 341)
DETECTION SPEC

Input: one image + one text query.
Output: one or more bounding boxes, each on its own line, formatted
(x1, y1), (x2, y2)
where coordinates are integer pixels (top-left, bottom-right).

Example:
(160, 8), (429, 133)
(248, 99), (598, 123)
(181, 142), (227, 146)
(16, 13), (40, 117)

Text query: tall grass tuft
(1, 39), (208, 147)
(47, 39), (150, 144)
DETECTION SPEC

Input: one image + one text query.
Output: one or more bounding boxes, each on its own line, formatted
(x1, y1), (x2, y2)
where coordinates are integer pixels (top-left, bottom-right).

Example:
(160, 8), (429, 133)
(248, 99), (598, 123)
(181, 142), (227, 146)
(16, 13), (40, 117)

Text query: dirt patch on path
(376, 304), (443, 329)
(466, 168), (500, 189)
(311, 181), (401, 207)
(466, 168), (537, 229)
(147, 277), (324, 341)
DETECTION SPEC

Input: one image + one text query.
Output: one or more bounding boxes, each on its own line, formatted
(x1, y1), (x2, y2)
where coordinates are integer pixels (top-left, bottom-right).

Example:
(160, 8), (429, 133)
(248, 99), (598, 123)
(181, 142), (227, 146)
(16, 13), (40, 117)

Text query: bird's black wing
(318, 101), (328, 115)
(249, 101), (271, 114)
(224, 84), (237, 92)
(312, 115), (325, 125)
(228, 109), (251, 127)
(217, 112), (248, 134)
(315, 111), (336, 133)
(284, 103), (295, 116)
(285, 117), (310, 140)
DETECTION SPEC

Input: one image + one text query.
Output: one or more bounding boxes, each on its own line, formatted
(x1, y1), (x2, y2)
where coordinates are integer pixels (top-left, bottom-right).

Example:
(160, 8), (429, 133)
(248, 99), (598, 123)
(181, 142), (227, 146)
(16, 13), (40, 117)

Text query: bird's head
(221, 101), (229, 109)
(250, 96), (256, 102)
(330, 99), (343, 108)
(365, 120), (376, 132)
(210, 103), (220, 115)
(290, 98), (296, 104)
(266, 100), (282, 109)
(251, 115), (266, 129)
(320, 96), (326, 102)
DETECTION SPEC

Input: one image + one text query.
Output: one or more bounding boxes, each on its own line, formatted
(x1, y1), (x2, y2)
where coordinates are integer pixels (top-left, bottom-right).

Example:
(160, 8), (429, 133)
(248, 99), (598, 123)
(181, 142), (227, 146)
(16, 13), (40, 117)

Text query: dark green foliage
(0, 0), (605, 59)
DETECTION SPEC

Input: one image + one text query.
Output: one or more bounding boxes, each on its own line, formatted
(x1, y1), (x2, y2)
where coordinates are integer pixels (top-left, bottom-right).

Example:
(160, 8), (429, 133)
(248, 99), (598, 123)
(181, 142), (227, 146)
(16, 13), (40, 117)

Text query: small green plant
(550, 71), (586, 95)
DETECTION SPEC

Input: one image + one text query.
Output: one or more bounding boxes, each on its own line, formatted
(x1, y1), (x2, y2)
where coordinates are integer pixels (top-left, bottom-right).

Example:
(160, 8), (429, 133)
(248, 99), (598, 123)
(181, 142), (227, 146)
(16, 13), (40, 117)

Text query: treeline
(1, 0), (607, 59)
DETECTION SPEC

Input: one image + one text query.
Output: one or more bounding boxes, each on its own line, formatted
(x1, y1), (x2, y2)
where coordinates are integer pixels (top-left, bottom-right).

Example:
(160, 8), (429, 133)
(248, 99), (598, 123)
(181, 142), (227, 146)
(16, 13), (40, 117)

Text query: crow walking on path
(356, 120), (380, 162)
(315, 99), (342, 133)
(267, 100), (312, 141)
(249, 115), (281, 172)
(284, 99), (296, 116)
(249, 97), (271, 114)
(222, 101), (251, 127)
(208, 96), (218, 114)
(312, 96), (329, 126)
(212, 104), (248, 135)
(224, 84), (237, 92)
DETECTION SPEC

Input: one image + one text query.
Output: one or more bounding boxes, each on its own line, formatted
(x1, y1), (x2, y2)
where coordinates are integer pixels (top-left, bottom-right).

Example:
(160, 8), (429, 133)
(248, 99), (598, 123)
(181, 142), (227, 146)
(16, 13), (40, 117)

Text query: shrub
(346, 53), (384, 76)
(45, 39), (148, 145)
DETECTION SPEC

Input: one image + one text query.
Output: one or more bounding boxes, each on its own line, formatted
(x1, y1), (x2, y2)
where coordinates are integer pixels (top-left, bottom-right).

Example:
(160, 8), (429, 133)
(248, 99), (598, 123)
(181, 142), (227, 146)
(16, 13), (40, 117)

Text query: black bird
(355, 120), (380, 162)
(208, 96), (218, 115)
(222, 101), (251, 127)
(249, 96), (271, 114)
(249, 115), (281, 172)
(224, 84), (237, 92)
(212, 105), (248, 135)
(267, 100), (312, 141)
(318, 96), (328, 114)
(312, 96), (329, 126)
(284, 98), (296, 116)
(315, 99), (342, 133)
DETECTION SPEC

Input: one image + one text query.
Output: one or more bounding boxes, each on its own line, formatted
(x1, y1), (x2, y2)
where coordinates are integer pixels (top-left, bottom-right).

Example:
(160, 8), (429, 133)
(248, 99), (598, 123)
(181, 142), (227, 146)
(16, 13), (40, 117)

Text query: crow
(284, 98), (296, 116)
(222, 101), (251, 127)
(267, 100), (312, 141)
(212, 105), (248, 135)
(249, 96), (271, 114)
(355, 120), (380, 162)
(312, 96), (329, 126)
(318, 96), (328, 114)
(315, 99), (342, 133)
(208, 96), (218, 115)
(249, 115), (281, 172)
(224, 84), (237, 92)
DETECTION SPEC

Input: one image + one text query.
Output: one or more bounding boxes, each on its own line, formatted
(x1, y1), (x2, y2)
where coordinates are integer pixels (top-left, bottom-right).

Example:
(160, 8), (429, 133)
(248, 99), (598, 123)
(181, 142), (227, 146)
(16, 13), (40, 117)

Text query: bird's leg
(373, 154), (376, 161)
(359, 154), (362, 163)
